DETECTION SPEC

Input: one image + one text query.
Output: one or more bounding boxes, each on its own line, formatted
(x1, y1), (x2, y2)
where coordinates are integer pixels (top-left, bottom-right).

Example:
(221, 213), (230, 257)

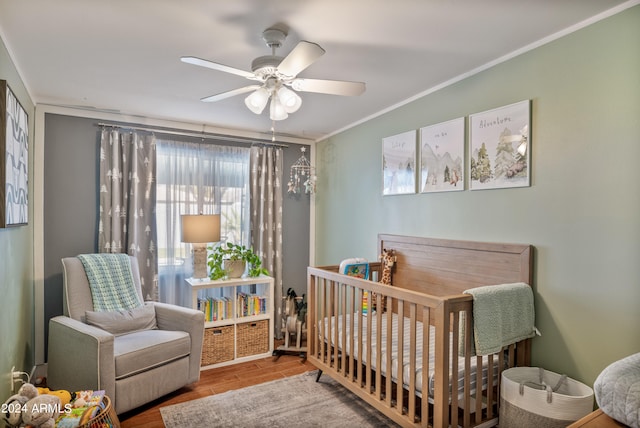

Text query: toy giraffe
(380, 248), (396, 285)
(373, 248), (396, 312)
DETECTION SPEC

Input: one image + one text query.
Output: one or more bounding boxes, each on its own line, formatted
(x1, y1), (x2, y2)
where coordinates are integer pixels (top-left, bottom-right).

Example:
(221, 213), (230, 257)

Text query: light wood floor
(119, 351), (315, 428)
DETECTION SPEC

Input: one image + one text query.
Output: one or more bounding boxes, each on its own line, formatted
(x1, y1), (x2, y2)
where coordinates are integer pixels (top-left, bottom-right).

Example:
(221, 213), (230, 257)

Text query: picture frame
(1, 80), (29, 227)
(382, 130), (416, 195)
(419, 117), (465, 193)
(469, 100), (531, 190)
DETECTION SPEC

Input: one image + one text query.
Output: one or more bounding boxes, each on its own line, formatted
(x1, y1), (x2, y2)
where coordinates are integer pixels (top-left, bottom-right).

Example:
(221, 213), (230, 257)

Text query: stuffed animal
(1, 384), (30, 427)
(1, 383), (61, 428)
(37, 387), (72, 408)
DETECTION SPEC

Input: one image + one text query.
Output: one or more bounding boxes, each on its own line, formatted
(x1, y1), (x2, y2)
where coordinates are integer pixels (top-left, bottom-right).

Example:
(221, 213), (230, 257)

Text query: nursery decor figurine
(373, 248), (396, 312)
(380, 248), (396, 286)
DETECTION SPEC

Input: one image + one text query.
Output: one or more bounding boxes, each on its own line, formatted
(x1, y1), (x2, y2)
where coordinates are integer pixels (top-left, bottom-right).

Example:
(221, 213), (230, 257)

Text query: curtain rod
(96, 122), (289, 148)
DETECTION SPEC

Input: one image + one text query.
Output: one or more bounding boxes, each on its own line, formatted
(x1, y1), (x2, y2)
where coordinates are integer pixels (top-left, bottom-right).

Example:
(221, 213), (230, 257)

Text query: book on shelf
(237, 292), (266, 317)
(198, 296), (232, 322)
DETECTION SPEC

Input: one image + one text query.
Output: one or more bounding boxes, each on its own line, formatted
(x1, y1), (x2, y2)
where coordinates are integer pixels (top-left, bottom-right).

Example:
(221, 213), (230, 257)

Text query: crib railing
(308, 265), (527, 428)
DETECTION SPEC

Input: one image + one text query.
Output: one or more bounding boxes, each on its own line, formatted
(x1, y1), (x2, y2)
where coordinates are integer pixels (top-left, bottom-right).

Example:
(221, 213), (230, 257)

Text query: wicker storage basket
(236, 320), (269, 357)
(201, 325), (234, 366)
(77, 395), (120, 428)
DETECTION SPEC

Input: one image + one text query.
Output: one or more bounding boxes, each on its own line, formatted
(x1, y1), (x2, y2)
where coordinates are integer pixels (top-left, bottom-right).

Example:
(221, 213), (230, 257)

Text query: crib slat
(498, 345), (505, 414)
(475, 355), (483, 424)
(421, 306), (430, 428)
(308, 275), (317, 359)
(408, 303), (417, 423)
(333, 283), (339, 369)
(433, 300), (450, 428)
(396, 300), (405, 415)
(357, 290), (364, 387)
(375, 297), (383, 400)
(349, 286), (356, 382)
(385, 299), (393, 408)
(487, 353), (495, 420)
(319, 279), (326, 363)
(366, 293), (373, 393)
(451, 312), (460, 428)
(341, 283), (347, 376)
(462, 309), (472, 428)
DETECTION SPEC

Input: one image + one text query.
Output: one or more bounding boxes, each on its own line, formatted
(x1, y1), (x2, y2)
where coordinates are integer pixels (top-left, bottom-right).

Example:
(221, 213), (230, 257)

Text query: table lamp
(181, 214), (221, 279)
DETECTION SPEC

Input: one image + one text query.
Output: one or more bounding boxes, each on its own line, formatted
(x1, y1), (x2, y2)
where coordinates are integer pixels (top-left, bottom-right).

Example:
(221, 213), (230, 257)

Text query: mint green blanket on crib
(460, 282), (535, 356)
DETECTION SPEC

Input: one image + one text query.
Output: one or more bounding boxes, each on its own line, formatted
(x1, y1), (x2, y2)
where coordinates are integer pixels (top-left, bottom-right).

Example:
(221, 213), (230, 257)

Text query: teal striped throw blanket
(78, 254), (142, 312)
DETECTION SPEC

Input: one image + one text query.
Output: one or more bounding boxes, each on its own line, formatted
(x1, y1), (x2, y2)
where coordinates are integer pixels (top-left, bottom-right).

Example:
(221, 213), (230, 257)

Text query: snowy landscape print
(383, 130), (416, 195)
(469, 100), (531, 190)
(420, 117), (464, 193)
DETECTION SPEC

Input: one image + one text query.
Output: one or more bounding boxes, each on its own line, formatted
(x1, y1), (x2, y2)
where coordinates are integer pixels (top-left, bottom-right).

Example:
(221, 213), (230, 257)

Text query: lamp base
(192, 244), (208, 279)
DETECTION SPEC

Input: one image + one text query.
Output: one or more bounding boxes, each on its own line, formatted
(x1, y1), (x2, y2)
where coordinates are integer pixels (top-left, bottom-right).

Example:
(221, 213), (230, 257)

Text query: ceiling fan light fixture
(244, 87), (270, 114)
(184, 26), (366, 123)
(269, 94), (288, 121)
(277, 86), (302, 113)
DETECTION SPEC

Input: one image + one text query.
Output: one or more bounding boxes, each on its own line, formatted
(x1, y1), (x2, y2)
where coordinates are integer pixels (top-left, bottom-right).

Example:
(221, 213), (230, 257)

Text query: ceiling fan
(181, 27), (366, 121)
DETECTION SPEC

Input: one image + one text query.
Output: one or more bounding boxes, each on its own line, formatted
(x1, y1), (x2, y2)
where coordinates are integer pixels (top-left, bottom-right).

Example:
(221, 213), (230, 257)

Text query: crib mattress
(321, 313), (501, 399)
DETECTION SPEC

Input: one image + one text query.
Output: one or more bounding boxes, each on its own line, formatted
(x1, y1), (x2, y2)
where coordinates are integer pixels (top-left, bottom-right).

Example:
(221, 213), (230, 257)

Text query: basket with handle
(500, 367), (593, 428)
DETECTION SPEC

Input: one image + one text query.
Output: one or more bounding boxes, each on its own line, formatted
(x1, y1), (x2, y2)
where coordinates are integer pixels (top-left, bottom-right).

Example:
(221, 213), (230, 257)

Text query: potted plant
(207, 242), (269, 280)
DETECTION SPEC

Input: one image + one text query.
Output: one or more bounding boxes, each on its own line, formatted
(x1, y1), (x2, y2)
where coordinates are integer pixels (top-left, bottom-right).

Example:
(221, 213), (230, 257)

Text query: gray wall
(0, 35), (35, 401)
(314, 6), (640, 387)
(42, 113), (310, 348)
(43, 115), (100, 345)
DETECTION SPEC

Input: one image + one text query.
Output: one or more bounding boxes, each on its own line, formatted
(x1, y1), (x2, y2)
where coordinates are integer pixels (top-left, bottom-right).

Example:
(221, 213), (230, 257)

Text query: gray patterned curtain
(250, 146), (284, 338)
(99, 129), (158, 301)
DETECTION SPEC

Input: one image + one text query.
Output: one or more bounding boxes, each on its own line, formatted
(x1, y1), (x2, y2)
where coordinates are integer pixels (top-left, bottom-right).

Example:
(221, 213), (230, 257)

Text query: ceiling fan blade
(200, 85), (261, 102)
(277, 41), (325, 78)
(181, 56), (256, 79)
(290, 78), (366, 96)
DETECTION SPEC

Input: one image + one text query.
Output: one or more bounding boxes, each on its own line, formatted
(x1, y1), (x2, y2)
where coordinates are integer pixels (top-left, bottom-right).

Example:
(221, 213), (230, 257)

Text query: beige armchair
(47, 255), (204, 414)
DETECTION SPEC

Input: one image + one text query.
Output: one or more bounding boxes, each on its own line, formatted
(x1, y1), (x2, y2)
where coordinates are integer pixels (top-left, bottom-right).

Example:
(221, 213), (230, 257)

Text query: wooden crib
(307, 234), (533, 428)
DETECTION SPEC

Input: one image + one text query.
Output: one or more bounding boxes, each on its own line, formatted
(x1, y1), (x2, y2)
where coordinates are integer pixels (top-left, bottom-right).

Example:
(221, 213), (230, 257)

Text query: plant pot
(224, 260), (246, 278)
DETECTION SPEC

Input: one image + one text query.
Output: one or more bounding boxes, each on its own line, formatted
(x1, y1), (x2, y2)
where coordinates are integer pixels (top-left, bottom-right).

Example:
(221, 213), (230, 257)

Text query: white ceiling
(0, 0), (633, 142)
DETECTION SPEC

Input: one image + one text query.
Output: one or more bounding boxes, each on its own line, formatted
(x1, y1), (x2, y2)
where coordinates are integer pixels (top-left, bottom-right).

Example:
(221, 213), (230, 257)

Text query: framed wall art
(1, 80), (29, 227)
(419, 117), (465, 193)
(469, 100), (531, 190)
(382, 130), (416, 195)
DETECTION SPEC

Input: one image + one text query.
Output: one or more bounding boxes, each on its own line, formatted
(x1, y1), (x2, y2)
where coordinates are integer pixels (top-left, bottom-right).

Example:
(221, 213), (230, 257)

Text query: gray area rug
(160, 370), (400, 427)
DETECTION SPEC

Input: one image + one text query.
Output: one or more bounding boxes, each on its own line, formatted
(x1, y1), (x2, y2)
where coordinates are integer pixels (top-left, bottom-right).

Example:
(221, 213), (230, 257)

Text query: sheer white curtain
(156, 140), (250, 306)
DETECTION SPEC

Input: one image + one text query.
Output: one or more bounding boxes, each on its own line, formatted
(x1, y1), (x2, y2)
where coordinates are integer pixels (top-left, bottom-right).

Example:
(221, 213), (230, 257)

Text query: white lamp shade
(269, 94), (288, 121)
(181, 214), (221, 243)
(244, 87), (270, 114)
(277, 86), (302, 113)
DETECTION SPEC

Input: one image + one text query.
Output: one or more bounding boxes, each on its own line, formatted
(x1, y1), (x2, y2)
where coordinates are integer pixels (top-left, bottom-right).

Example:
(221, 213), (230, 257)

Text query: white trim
(34, 105), (45, 364)
(309, 143), (316, 266)
(316, 0), (640, 142)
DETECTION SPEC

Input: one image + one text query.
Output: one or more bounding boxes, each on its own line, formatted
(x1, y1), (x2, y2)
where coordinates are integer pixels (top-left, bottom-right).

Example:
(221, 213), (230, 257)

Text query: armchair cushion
(114, 329), (191, 380)
(86, 303), (157, 336)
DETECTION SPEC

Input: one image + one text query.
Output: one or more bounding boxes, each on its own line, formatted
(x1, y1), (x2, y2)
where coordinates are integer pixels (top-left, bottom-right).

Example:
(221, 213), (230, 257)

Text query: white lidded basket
(500, 367), (594, 428)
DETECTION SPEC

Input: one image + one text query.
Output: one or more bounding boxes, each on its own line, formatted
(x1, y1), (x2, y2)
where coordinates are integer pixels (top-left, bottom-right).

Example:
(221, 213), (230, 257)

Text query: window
(155, 139), (250, 305)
